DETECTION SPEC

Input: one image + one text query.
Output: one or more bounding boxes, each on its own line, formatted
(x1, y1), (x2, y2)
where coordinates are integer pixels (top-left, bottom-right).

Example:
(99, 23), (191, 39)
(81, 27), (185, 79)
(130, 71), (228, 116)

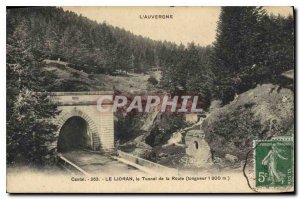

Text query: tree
(186, 45), (214, 108)
(6, 18), (60, 166)
(260, 14), (294, 82)
(44, 23), (60, 60)
(211, 7), (268, 103)
(211, 7), (294, 104)
(7, 7), (191, 75)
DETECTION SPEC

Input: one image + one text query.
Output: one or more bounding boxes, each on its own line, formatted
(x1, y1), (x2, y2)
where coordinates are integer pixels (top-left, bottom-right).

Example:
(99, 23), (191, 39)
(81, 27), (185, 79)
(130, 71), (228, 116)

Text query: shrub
(148, 76), (158, 85)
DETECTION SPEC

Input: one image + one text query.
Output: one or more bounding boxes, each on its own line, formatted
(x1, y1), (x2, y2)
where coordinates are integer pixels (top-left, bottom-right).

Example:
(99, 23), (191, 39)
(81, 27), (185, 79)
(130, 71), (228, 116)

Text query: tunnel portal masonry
(50, 91), (114, 152)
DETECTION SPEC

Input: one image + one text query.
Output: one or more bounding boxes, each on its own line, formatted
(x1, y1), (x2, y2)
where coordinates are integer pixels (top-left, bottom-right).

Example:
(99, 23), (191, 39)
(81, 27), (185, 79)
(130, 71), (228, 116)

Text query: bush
(148, 76), (158, 85)
(145, 113), (187, 147)
(72, 71), (80, 78)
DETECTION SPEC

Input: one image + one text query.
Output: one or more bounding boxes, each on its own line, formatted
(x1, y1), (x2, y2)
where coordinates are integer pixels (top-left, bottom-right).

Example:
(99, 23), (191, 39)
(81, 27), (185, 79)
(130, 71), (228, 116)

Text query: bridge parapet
(50, 91), (114, 106)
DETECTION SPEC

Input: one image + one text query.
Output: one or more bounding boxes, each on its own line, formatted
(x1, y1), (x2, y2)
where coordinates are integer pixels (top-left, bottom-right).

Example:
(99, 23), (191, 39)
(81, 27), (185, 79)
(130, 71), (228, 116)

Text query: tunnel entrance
(57, 116), (90, 153)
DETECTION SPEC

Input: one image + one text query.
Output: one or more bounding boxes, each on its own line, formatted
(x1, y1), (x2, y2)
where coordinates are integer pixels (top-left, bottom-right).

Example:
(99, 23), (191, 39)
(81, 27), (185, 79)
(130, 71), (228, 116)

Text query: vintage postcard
(6, 6), (295, 193)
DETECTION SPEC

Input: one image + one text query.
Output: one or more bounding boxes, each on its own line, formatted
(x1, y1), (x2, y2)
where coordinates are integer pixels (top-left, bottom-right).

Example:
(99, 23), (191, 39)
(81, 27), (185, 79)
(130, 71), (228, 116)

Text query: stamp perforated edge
(253, 136), (294, 190)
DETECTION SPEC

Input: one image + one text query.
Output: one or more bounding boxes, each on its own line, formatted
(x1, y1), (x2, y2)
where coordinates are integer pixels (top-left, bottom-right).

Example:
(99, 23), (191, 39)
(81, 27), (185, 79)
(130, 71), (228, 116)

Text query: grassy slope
(43, 60), (162, 93)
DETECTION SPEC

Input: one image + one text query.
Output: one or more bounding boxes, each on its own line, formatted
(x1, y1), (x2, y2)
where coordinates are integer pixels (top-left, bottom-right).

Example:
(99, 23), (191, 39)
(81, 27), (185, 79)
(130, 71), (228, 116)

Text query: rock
(133, 135), (146, 143)
(167, 132), (182, 145)
(282, 96), (289, 103)
(225, 154), (238, 163)
(136, 142), (152, 150)
(202, 83), (294, 159)
(213, 157), (223, 164)
(240, 160), (246, 168)
(141, 111), (159, 131)
(209, 100), (222, 112)
(158, 152), (167, 158)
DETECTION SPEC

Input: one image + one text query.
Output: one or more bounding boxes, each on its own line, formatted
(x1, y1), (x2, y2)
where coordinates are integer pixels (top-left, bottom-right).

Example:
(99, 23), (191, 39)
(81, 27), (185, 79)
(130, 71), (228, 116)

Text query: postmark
(254, 137), (294, 188)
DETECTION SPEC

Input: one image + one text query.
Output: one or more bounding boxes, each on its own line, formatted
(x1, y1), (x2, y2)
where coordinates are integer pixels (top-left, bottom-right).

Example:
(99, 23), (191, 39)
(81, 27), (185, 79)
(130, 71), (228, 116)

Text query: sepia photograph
(5, 5), (295, 193)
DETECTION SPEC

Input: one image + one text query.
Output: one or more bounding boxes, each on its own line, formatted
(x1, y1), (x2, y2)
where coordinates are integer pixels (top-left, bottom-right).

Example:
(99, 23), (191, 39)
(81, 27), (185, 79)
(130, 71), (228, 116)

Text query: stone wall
(185, 129), (212, 166)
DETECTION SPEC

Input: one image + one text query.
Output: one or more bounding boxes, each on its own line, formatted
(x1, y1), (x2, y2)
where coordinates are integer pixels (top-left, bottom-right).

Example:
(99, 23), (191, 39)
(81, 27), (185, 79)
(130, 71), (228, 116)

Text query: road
(61, 150), (144, 175)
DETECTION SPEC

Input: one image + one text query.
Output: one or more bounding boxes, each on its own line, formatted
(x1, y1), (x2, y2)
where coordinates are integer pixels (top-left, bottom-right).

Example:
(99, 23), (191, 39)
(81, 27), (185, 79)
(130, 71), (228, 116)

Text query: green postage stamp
(254, 137), (294, 188)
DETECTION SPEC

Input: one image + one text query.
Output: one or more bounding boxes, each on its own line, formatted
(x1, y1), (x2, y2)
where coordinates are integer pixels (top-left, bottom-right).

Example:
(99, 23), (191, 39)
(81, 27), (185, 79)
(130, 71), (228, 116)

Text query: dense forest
(7, 7), (176, 74)
(6, 7), (212, 95)
(6, 7), (294, 166)
(211, 7), (294, 103)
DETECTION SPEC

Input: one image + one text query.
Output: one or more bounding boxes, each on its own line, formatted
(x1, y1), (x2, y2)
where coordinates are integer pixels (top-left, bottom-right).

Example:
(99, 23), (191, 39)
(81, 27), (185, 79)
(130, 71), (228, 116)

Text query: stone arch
(55, 108), (101, 151)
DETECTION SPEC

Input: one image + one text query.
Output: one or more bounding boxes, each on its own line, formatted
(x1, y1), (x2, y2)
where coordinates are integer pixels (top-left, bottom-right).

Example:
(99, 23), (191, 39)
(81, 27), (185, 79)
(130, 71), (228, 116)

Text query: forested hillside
(7, 7), (196, 74)
(8, 7), (293, 106)
(7, 7), (158, 74)
(7, 7), (211, 98)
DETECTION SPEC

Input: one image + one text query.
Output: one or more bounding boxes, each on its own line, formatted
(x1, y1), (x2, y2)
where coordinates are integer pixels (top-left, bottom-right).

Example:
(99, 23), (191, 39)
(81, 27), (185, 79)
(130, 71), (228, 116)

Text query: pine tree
(6, 19), (60, 166)
(211, 7), (267, 103)
(186, 45), (214, 108)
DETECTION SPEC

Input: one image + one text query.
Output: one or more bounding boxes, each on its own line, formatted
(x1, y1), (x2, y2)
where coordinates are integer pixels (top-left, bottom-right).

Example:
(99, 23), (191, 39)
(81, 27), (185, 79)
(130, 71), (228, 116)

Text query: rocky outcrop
(202, 83), (294, 159)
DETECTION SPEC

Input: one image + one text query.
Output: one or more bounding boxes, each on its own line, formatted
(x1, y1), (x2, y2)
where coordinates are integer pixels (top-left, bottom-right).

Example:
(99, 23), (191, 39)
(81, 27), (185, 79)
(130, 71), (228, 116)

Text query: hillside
(202, 82), (294, 160)
(7, 7), (178, 75)
(42, 59), (162, 93)
(117, 77), (294, 169)
(7, 6), (212, 103)
(44, 60), (294, 169)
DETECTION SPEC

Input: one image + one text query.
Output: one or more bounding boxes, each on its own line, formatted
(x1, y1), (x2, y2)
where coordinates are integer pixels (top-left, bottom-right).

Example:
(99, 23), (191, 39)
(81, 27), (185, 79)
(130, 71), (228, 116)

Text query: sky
(63, 6), (293, 46)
